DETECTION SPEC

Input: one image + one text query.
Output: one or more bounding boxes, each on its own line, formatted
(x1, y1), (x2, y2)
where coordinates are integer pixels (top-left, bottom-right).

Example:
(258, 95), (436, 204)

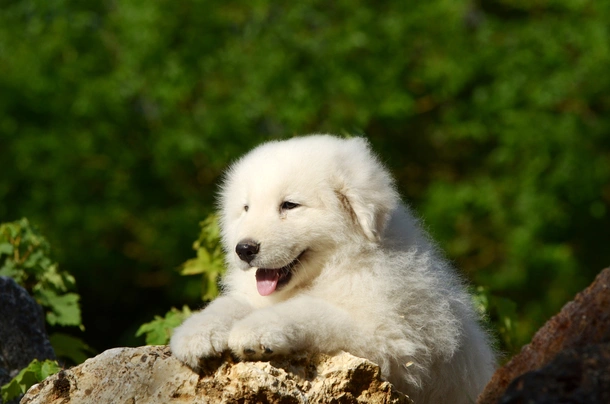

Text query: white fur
(170, 135), (496, 403)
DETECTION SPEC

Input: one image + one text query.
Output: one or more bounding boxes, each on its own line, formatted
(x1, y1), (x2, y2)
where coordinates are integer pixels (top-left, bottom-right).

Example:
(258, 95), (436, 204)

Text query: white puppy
(171, 135), (495, 403)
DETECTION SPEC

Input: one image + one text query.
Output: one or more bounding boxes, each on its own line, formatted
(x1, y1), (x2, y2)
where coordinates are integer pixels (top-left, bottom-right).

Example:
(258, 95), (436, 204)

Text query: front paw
(228, 312), (298, 360)
(170, 316), (230, 369)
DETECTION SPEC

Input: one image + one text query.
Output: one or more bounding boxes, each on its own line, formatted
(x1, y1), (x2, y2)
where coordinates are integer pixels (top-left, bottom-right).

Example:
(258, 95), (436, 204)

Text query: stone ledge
(21, 346), (412, 404)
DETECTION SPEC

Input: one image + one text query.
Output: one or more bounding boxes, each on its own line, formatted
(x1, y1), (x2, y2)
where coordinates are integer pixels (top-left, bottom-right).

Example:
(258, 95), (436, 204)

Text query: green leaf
(1, 359), (61, 402)
(1, 378), (22, 403)
(23, 249), (46, 271)
(49, 333), (96, 365)
(0, 242), (13, 256)
(40, 265), (75, 292)
(180, 257), (207, 276)
(36, 290), (82, 327)
(136, 306), (192, 345)
(201, 268), (222, 301)
(0, 263), (21, 280)
(180, 214), (226, 300)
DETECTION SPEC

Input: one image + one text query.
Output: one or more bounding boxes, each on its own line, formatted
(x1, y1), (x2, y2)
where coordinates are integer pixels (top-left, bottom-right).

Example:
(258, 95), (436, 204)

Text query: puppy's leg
(170, 295), (252, 369)
(228, 296), (359, 359)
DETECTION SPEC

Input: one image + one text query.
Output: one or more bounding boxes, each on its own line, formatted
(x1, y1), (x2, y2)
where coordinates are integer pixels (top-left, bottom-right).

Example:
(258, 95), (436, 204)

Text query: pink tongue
(256, 268), (279, 296)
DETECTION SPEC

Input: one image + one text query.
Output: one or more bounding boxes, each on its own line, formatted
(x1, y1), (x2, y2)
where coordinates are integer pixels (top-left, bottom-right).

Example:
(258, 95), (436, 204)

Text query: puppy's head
(218, 135), (398, 298)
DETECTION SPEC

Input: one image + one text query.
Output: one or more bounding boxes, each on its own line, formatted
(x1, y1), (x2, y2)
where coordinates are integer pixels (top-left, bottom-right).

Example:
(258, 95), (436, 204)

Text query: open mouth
(255, 250), (306, 296)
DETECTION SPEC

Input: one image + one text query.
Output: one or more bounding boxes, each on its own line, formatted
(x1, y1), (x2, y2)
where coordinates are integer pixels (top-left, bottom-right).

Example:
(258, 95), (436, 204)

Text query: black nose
(236, 239), (259, 263)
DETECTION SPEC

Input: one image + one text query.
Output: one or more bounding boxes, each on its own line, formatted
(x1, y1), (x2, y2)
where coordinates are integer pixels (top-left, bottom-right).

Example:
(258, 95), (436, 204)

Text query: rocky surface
(21, 346), (411, 404)
(498, 342), (610, 403)
(478, 267), (610, 404)
(0, 277), (55, 403)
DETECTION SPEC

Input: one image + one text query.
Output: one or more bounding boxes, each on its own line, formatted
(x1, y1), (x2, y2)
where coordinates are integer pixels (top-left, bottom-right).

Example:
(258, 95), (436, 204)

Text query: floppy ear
(335, 138), (399, 242)
(338, 189), (392, 242)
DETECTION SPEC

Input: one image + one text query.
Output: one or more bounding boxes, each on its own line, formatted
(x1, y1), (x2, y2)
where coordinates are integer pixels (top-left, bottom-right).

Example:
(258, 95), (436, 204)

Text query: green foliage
(0, 220), (92, 404)
(0, 360), (61, 403)
(137, 216), (222, 345)
(0, 218), (92, 383)
(0, 219), (82, 329)
(136, 306), (192, 345)
(48, 333), (96, 365)
(180, 214), (226, 301)
(1, 0), (609, 354)
(0, 228), (92, 403)
(472, 287), (518, 355)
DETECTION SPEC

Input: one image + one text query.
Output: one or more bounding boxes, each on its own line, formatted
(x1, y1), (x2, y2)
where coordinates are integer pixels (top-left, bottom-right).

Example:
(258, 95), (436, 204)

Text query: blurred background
(1, 0), (609, 356)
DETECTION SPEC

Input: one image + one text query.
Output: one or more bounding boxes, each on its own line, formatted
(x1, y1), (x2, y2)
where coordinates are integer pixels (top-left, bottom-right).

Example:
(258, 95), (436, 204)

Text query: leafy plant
(48, 333), (96, 365)
(137, 215), (225, 345)
(0, 219), (92, 400)
(180, 214), (226, 301)
(0, 218), (82, 329)
(0, 360), (61, 403)
(136, 306), (192, 345)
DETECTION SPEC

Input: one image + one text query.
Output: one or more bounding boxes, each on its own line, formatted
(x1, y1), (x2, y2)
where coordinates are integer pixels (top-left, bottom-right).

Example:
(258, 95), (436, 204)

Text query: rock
(478, 267), (610, 403)
(499, 342), (610, 403)
(0, 277), (55, 402)
(21, 346), (412, 404)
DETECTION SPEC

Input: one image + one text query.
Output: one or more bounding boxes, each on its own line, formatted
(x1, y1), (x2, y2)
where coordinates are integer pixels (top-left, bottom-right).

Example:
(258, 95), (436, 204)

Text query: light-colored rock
(21, 346), (411, 404)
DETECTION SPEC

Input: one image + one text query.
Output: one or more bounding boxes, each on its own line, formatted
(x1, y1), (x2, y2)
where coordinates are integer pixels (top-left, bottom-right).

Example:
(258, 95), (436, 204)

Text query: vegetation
(0, 360), (61, 403)
(179, 215), (226, 302)
(0, 219), (93, 363)
(1, 0), (608, 358)
(0, 219), (92, 401)
(136, 305), (192, 346)
(136, 215), (221, 345)
(0, 219), (81, 328)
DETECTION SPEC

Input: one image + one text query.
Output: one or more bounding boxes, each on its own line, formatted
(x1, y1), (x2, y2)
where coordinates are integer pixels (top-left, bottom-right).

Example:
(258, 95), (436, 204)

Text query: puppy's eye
(244, 205), (249, 212)
(280, 201), (299, 211)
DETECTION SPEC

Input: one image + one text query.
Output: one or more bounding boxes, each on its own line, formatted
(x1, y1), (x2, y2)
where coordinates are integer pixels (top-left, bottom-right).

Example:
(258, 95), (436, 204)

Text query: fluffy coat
(170, 135), (496, 403)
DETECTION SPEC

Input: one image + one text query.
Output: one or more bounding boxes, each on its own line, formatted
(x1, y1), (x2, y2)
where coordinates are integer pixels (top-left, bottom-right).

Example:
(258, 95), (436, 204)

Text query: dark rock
(478, 268), (610, 403)
(0, 277), (55, 402)
(499, 342), (610, 404)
